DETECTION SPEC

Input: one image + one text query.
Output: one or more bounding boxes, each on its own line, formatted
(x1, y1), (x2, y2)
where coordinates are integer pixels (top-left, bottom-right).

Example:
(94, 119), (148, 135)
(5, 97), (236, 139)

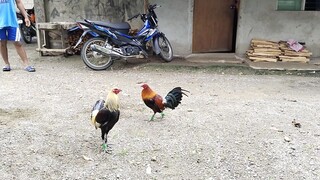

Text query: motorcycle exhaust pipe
(90, 44), (114, 56)
(90, 44), (144, 58)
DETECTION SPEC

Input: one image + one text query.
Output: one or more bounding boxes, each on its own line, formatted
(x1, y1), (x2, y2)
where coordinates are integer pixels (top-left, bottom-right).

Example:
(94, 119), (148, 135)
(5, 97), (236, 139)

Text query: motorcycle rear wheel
(81, 37), (114, 71)
(20, 24), (32, 44)
(158, 35), (173, 62)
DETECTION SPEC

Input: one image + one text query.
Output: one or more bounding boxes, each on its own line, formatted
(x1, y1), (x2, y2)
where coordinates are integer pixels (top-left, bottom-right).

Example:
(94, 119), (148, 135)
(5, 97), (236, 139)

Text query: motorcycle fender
(88, 31), (99, 37)
(68, 26), (98, 37)
(68, 26), (80, 32)
(152, 34), (162, 55)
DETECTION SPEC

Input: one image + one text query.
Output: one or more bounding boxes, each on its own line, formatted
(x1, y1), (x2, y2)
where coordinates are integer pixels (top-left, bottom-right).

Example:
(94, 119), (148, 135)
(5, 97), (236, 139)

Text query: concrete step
(184, 53), (320, 71)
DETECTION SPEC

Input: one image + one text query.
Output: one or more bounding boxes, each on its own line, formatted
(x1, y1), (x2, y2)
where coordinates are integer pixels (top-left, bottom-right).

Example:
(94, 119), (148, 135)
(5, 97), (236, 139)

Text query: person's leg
(8, 27), (35, 72)
(13, 41), (29, 67)
(0, 28), (10, 67)
(0, 40), (9, 65)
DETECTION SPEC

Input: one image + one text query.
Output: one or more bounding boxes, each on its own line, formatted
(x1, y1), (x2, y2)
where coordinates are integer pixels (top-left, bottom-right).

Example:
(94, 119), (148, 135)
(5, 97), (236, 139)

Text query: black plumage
(91, 88), (121, 152)
(95, 107), (120, 145)
(164, 87), (189, 109)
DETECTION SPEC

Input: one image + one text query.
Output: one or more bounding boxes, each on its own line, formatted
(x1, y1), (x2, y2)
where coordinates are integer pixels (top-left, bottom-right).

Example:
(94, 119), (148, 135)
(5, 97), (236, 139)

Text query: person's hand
(25, 18), (30, 27)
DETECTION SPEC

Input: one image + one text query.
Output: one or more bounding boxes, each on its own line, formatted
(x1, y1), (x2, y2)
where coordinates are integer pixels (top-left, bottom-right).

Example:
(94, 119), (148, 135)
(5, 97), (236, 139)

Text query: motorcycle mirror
(17, 19), (23, 24)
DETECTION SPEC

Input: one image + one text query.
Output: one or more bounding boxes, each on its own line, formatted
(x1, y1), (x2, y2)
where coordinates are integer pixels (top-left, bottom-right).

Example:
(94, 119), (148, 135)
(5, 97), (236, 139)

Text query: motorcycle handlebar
(148, 4), (161, 10)
(83, 19), (96, 26)
(127, 4), (160, 21)
(84, 19), (91, 24)
(127, 13), (141, 21)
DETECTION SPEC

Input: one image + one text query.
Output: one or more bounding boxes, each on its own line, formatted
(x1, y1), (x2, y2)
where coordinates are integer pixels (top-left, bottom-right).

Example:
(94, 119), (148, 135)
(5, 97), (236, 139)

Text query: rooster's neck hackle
(105, 91), (120, 112)
(142, 86), (157, 99)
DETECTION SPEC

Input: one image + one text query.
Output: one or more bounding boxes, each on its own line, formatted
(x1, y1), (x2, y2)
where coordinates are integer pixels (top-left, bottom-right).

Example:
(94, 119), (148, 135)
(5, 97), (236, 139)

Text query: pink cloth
(287, 39), (304, 52)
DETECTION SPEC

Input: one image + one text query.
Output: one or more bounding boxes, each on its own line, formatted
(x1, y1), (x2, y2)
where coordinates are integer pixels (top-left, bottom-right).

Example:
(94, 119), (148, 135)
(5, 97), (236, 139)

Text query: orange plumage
(141, 83), (189, 120)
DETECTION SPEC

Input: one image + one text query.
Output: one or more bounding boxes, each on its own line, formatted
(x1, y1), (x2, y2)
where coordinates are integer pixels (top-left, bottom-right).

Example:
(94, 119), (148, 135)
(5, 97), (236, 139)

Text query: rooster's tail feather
(91, 99), (105, 127)
(164, 87), (189, 109)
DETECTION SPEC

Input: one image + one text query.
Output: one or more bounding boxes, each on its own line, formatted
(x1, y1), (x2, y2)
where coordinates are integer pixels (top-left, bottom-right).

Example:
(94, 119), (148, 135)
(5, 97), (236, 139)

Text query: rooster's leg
(102, 142), (107, 152)
(150, 113), (156, 121)
(101, 131), (111, 153)
(102, 137), (113, 153)
(161, 112), (165, 119)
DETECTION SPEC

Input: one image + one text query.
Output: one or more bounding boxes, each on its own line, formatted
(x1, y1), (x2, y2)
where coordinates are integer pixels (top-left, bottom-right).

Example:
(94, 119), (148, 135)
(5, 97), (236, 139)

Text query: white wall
(149, 0), (193, 56)
(23, 0), (34, 9)
(236, 0), (320, 57)
(149, 0), (320, 57)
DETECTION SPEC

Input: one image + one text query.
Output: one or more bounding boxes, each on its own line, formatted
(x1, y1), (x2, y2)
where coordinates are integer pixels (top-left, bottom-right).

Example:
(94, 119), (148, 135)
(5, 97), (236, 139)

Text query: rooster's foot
(105, 149), (113, 154)
(101, 143), (111, 152)
(149, 114), (155, 121)
(102, 143), (114, 153)
(161, 112), (165, 119)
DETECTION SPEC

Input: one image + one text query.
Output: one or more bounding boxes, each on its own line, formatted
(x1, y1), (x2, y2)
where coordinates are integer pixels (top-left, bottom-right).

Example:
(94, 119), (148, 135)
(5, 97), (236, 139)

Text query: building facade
(33, 0), (320, 57)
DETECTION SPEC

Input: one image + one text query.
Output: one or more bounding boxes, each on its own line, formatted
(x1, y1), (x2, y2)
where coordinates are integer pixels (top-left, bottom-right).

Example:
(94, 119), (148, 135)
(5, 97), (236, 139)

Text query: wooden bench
(36, 22), (76, 56)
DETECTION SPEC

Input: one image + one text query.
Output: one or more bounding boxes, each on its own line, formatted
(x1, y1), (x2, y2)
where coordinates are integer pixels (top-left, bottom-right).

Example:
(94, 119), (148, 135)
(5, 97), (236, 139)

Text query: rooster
(91, 88), (121, 152)
(141, 83), (189, 121)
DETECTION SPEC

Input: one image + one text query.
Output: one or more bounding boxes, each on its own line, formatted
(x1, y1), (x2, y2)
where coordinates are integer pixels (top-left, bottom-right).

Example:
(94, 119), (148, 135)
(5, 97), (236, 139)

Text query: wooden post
(33, 0), (46, 23)
(144, 0), (149, 13)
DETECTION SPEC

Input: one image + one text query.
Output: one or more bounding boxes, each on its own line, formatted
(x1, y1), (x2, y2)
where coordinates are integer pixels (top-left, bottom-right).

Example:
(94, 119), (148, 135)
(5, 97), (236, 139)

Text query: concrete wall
(23, 0), (34, 9)
(33, 0), (145, 28)
(149, 0), (193, 56)
(236, 0), (320, 57)
(153, 0), (320, 57)
(33, 0), (193, 56)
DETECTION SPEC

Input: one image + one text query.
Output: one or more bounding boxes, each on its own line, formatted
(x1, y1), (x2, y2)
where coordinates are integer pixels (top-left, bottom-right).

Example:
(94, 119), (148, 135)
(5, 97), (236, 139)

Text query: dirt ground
(1, 43), (320, 179)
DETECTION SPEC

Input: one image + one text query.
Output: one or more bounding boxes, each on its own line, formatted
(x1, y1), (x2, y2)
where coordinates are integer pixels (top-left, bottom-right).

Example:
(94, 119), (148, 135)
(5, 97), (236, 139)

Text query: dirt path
(1, 43), (320, 179)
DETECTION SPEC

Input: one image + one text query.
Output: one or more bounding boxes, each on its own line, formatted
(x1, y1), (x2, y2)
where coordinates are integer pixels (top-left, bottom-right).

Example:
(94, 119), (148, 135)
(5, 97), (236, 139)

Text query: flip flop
(2, 65), (11, 71)
(24, 66), (36, 72)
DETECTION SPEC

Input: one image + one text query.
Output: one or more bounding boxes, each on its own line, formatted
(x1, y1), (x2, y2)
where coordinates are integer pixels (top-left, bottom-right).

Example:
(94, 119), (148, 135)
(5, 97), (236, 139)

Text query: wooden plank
(281, 59), (309, 63)
(249, 56), (278, 62)
(248, 38), (312, 63)
(279, 56), (309, 63)
(37, 23), (61, 30)
(36, 48), (67, 53)
(251, 39), (278, 45)
(251, 52), (280, 56)
(254, 44), (279, 48)
(283, 52), (312, 57)
(253, 48), (282, 53)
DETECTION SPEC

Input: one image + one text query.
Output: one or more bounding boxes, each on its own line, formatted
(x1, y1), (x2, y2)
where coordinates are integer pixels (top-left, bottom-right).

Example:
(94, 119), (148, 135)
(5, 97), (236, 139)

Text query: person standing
(0, 0), (35, 72)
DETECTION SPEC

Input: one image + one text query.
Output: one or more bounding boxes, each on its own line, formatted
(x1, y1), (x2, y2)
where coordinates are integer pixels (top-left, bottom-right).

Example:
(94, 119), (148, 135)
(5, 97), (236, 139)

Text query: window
(278, 0), (302, 10)
(278, 0), (320, 10)
(305, 0), (320, 10)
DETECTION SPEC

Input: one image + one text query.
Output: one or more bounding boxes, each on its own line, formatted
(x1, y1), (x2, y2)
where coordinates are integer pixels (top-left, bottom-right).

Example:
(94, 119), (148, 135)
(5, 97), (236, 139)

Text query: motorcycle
(17, 8), (37, 44)
(73, 4), (173, 70)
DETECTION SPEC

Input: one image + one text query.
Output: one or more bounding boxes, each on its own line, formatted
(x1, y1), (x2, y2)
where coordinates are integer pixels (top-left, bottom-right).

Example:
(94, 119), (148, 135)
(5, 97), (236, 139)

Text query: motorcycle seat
(92, 21), (131, 34)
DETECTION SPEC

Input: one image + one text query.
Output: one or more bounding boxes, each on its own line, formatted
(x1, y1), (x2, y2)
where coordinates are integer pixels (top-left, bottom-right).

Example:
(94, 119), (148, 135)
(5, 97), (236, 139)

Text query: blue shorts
(0, 27), (21, 41)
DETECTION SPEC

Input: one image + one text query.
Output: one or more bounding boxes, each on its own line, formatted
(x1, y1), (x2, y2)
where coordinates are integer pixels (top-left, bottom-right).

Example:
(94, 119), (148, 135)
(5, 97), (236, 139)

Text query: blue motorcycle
(75, 4), (173, 70)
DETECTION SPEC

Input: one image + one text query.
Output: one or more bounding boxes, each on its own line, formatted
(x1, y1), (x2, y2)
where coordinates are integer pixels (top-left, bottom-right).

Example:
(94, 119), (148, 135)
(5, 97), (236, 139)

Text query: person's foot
(2, 65), (11, 72)
(24, 66), (36, 72)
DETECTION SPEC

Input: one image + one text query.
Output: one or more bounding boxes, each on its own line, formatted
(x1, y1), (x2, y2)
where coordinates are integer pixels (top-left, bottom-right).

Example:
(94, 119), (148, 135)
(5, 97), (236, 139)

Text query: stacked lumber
(246, 39), (281, 62)
(246, 39), (312, 63)
(67, 29), (91, 54)
(278, 41), (312, 63)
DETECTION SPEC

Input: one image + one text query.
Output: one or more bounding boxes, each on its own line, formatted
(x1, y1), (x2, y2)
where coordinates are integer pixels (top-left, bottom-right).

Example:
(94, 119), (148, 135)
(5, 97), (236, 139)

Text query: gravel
(0, 43), (320, 179)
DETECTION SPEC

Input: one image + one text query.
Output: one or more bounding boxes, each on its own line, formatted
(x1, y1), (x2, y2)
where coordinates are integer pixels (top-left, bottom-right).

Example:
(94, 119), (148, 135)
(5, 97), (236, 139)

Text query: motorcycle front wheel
(20, 24), (32, 44)
(81, 37), (114, 70)
(158, 35), (173, 62)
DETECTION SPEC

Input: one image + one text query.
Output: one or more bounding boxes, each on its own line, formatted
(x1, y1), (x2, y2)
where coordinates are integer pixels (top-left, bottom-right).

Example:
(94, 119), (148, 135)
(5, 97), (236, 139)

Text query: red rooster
(91, 88), (121, 152)
(141, 83), (189, 121)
